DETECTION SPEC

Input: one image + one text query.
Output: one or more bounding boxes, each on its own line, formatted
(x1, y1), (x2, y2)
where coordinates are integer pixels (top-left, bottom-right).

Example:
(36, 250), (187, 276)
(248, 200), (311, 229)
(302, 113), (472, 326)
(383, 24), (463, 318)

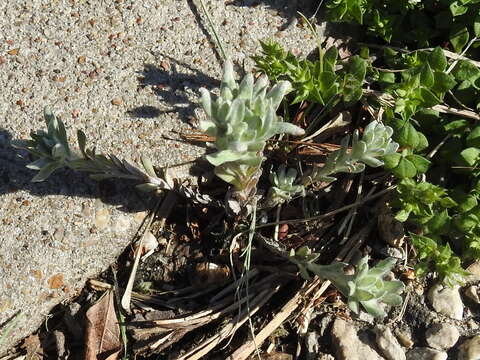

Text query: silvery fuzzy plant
(11, 108), (221, 203)
(199, 60), (305, 214)
(290, 247), (405, 318)
(265, 165), (305, 208)
(302, 121), (399, 186)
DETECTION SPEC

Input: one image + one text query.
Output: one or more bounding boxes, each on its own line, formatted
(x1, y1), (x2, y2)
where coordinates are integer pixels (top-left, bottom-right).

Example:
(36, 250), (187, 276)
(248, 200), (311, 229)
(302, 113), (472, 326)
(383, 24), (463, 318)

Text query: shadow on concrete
(129, 56), (220, 124)
(227, 0), (315, 20)
(0, 129), (154, 213)
(229, 0), (361, 48)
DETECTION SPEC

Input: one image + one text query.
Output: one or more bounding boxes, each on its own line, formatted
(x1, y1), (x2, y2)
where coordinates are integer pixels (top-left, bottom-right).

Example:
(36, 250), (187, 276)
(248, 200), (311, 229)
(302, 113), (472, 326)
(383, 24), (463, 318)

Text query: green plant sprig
(290, 246), (405, 318)
(266, 165), (305, 208)
(253, 40), (367, 107)
(199, 59), (305, 212)
(302, 120), (399, 186)
(13, 108), (174, 193)
(325, 0), (480, 53)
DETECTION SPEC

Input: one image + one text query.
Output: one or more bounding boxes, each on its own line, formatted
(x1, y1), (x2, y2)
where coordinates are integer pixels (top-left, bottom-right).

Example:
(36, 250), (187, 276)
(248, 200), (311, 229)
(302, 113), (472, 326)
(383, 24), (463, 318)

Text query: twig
(121, 192), (177, 312)
(178, 287), (280, 360)
(0, 312), (23, 348)
(432, 104), (480, 121)
(227, 286), (306, 360)
(273, 205), (282, 242)
(388, 290), (410, 325)
(230, 215), (378, 360)
(446, 37), (479, 74)
(363, 89), (480, 121)
(427, 134), (452, 159)
(254, 185), (396, 230)
(210, 269), (260, 303)
(338, 173), (367, 245)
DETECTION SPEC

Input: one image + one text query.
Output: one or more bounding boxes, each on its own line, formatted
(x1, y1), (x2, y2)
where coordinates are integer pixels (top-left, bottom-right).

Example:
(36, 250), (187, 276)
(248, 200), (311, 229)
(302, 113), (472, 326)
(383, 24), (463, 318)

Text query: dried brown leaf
(84, 291), (121, 360)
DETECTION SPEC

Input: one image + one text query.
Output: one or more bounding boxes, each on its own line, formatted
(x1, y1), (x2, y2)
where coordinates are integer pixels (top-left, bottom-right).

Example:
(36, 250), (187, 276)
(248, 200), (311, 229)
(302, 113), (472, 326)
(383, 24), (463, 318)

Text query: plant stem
(254, 185), (396, 230)
(198, 0), (227, 61)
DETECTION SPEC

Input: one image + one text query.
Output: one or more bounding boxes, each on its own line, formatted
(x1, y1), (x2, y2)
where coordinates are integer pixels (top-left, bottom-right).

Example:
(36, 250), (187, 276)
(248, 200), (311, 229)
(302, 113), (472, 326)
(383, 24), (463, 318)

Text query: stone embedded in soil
(94, 207), (110, 230)
(395, 330), (414, 349)
(374, 325), (406, 360)
(458, 335), (480, 360)
(331, 318), (385, 360)
(317, 355), (335, 360)
(466, 261), (480, 283)
(377, 202), (405, 248)
(425, 323), (459, 350)
(427, 283), (464, 320)
(406, 347), (447, 360)
(465, 285), (480, 304)
(305, 331), (319, 359)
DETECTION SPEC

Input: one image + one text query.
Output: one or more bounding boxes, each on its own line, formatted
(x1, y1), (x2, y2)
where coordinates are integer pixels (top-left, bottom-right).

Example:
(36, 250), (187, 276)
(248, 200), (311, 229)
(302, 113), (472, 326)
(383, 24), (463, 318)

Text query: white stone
(114, 214), (131, 233)
(427, 283), (463, 320)
(466, 261), (480, 283)
(375, 325), (406, 360)
(465, 285), (480, 304)
(425, 323), (459, 350)
(458, 336), (480, 360)
(331, 318), (385, 360)
(94, 208), (110, 230)
(406, 347), (447, 360)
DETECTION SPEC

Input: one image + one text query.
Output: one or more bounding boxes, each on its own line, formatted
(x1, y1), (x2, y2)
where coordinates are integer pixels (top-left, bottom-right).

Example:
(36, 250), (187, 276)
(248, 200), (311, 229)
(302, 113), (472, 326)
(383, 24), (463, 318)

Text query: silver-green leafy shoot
(290, 246), (405, 318)
(12, 107), (173, 193)
(266, 165), (305, 208)
(303, 121), (399, 185)
(199, 60), (305, 207)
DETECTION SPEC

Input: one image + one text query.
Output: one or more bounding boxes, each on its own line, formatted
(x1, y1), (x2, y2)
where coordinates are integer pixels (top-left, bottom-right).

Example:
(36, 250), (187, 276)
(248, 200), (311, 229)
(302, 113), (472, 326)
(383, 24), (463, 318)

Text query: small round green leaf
(406, 154), (431, 173)
(392, 157), (417, 178)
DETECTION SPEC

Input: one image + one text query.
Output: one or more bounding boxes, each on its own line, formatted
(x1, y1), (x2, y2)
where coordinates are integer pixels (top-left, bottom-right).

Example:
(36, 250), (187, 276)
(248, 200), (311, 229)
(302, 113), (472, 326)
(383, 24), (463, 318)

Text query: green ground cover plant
(325, 0), (480, 51)
(251, 6), (480, 286)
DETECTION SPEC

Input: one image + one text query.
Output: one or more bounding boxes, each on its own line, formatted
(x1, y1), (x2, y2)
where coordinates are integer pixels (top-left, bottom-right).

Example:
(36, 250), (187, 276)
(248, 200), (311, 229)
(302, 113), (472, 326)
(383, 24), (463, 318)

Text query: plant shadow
(128, 56), (220, 124)
(229, 0), (361, 47)
(227, 0), (316, 20)
(0, 129), (155, 213)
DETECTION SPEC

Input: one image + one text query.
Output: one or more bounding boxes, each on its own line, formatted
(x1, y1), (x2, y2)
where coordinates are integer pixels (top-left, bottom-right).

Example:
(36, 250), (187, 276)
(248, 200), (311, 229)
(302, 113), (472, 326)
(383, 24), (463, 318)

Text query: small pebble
(427, 283), (463, 320)
(374, 325), (406, 360)
(53, 227), (65, 242)
(425, 323), (459, 350)
(331, 318), (384, 360)
(406, 347), (447, 360)
(465, 285), (480, 304)
(395, 330), (414, 349)
(111, 97), (123, 105)
(458, 335), (480, 360)
(94, 208), (110, 230)
(114, 215), (131, 233)
(133, 211), (148, 223)
(466, 261), (480, 282)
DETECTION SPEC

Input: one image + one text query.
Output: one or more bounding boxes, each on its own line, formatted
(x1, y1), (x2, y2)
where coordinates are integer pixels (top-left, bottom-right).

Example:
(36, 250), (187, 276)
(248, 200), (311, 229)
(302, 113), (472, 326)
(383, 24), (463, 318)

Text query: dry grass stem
(121, 192), (177, 312)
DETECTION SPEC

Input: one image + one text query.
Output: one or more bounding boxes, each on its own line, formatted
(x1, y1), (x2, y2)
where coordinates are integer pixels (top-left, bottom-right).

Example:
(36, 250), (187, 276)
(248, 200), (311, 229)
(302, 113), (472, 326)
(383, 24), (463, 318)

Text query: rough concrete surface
(0, 0), (316, 353)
